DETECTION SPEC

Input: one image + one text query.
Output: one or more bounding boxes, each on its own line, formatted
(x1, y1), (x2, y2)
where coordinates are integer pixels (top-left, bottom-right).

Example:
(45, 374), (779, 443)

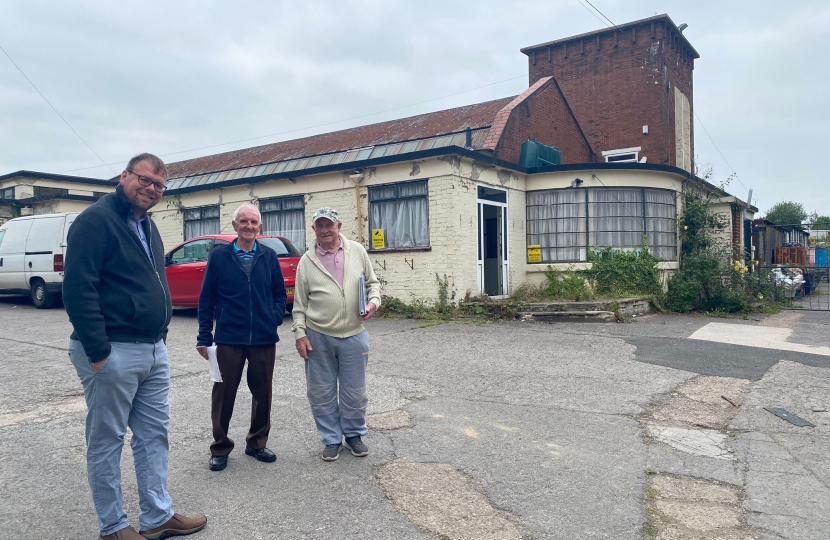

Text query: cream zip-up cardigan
(291, 234), (381, 339)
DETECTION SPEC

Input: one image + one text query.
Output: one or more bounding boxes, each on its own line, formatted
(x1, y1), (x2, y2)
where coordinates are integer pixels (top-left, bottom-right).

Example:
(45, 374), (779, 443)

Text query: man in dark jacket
(196, 203), (287, 472)
(64, 153), (206, 540)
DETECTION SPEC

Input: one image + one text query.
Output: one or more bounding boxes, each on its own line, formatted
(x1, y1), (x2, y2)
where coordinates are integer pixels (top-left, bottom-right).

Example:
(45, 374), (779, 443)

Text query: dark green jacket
(63, 185), (172, 362)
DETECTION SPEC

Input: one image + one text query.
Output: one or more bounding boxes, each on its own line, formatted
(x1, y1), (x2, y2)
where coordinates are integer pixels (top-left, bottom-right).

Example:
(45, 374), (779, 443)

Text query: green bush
(586, 247), (663, 297)
(665, 182), (786, 314)
(544, 267), (593, 300)
(665, 253), (750, 313)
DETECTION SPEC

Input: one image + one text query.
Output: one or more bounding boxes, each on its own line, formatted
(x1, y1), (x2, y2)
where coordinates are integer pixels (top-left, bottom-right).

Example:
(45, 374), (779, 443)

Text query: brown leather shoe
(139, 513), (207, 539)
(99, 525), (144, 539)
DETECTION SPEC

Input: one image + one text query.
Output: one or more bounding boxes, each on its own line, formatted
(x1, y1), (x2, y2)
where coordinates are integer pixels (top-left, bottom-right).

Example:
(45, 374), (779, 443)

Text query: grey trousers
(304, 328), (370, 445)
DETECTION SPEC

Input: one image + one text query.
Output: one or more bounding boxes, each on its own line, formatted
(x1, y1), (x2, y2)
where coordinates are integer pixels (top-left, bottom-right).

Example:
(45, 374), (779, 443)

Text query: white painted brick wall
(151, 156), (696, 304)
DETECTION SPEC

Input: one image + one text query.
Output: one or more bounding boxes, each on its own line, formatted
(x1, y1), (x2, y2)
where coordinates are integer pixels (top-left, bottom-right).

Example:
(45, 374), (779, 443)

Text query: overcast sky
(1, 1), (827, 216)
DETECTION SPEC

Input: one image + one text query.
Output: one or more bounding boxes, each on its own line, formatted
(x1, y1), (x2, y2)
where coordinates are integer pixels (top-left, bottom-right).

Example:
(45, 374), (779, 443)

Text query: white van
(0, 213), (78, 308)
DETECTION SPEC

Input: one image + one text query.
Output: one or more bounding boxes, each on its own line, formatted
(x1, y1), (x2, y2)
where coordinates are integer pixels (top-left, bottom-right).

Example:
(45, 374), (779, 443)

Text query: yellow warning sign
(372, 229), (385, 249)
(527, 245), (541, 263)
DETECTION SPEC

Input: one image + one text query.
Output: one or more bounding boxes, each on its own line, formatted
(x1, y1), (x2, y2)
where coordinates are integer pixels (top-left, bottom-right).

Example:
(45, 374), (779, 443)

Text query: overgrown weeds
(665, 183), (789, 313)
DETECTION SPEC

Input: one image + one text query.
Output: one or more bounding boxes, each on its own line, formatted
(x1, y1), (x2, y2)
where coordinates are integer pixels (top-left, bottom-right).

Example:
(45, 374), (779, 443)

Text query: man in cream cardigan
(292, 207), (382, 461)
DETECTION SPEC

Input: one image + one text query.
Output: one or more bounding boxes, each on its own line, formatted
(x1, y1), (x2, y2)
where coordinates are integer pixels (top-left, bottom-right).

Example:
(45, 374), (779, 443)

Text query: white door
(476, 185), (509, 297)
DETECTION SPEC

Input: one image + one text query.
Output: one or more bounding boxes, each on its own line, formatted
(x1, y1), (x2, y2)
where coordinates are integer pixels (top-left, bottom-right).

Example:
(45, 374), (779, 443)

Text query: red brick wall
(526, 20), (695, 167)
(492, 79), (594, 165)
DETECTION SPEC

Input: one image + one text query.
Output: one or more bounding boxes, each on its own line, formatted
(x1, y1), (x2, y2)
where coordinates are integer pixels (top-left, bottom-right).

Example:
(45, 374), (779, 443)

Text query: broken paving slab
(373, 462), (525, 540)
(646, 425), (733, 460)
(645, 474), (760, 539)
(640, 375), (749, 431)
(646, 442), (743, 486)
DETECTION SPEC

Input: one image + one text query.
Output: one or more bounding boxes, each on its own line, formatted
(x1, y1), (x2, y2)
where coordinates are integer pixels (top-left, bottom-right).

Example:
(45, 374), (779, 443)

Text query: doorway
(477, 185), (508, 297)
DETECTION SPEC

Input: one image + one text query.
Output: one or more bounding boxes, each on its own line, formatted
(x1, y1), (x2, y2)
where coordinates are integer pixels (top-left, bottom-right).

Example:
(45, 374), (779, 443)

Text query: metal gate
(758, 266), (830, 311)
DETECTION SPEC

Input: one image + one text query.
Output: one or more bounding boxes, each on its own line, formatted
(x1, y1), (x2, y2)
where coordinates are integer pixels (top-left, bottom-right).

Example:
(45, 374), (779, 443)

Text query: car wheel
(31, 278), (56, 309)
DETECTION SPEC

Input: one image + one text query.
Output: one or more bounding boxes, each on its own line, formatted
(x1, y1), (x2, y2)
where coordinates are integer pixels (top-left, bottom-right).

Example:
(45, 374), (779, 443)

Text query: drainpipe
(350, 170), (366, 244)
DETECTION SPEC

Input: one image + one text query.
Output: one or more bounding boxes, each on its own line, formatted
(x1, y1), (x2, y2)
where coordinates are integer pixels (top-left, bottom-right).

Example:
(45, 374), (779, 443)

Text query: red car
(164, 234), (301, 309)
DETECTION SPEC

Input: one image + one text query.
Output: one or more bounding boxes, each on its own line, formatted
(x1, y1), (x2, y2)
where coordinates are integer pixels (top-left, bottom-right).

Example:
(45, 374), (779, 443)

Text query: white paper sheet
(206, 346), (223, 382)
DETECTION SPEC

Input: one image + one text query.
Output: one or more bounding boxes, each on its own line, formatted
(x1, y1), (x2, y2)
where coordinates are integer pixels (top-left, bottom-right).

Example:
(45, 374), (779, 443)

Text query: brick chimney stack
(521, 14), (698, 171)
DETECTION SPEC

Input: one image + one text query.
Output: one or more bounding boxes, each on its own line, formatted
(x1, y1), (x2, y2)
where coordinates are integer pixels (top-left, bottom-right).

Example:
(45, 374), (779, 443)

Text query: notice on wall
(372, 229), (385, 249)
(527, 245), (541, 263)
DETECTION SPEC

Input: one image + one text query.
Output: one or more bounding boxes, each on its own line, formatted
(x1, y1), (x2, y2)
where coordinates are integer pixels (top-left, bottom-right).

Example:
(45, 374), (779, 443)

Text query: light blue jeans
(304, 328), (370, 445)
(68, 339), (174, 536)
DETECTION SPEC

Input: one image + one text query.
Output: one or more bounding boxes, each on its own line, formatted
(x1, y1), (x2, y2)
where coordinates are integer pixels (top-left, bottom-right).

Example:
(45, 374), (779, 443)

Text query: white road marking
(689, 322), (830, 356)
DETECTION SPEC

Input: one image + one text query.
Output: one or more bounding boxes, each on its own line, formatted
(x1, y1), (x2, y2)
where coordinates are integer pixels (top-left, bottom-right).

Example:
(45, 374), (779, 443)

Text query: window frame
(526, 186), (677, 263)
(33, 186), (69, 197)
(368, 179), (431, 252)
(601, 146), (642, 163)
(168, 238), (214, 265)
(0, 186), (14, 200)
(182, 205), (221, 241)
(259, 195), (306, 251)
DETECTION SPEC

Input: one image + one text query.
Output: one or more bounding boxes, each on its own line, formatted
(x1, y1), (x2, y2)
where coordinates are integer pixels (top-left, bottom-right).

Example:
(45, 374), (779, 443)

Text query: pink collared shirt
(315, 240), (345, 288)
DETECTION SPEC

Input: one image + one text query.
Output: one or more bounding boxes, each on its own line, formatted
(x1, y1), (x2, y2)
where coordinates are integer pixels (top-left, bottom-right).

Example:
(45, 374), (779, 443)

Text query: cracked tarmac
(0, 296), (828, 539)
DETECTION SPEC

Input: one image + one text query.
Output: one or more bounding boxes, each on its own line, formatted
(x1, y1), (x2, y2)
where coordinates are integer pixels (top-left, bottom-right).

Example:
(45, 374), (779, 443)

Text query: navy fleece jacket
(197, 240), (287, 346)
(63, 185), (172, 362)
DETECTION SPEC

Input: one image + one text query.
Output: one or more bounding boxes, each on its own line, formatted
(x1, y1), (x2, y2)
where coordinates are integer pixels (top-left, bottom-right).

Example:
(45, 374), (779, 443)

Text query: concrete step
(519, 310), (616, 322)
(522, 301), (612, 312)
(522, 297), (650, 317)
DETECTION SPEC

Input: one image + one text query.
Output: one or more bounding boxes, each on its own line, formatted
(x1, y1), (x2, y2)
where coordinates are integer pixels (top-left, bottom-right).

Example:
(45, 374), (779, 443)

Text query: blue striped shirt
(128, 211), (153, 263)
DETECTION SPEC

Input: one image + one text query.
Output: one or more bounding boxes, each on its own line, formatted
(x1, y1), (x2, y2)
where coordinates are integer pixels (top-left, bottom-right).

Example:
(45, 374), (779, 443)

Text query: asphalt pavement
(0, 295), (827, 539)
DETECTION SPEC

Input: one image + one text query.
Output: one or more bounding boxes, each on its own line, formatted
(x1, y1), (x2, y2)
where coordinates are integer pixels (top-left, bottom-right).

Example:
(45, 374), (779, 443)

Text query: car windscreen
(259, 237), (301, 257)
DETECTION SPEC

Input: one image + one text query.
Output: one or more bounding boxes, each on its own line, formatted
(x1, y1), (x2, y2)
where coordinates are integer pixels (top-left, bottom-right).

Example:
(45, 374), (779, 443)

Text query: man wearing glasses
(64, 154), (206, 540)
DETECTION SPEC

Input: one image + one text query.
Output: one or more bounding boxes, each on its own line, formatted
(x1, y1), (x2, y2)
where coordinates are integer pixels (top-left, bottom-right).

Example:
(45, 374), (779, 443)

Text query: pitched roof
(165, 97), (515, 180)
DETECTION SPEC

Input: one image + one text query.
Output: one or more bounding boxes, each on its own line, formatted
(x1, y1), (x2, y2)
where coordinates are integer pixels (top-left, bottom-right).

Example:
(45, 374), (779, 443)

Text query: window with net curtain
(527, 189), (587, 262)
(526, 187), (677, 262)
(369, 180), (429, 249)
(183, 206), (220, 240)
(260, 196), (306, 251)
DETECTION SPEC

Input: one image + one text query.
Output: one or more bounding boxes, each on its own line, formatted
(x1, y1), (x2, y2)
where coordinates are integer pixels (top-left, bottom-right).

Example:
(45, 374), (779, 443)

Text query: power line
(581, 0), (617, 27)
(0, 44), (116, 175)
(58, 73), (528, 175)
(575, 0), (610, 27)
(694, 112), (750, 198)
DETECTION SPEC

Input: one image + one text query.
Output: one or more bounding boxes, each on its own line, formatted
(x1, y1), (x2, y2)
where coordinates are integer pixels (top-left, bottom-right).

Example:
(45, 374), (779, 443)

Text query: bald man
(196, 204), (287, 471)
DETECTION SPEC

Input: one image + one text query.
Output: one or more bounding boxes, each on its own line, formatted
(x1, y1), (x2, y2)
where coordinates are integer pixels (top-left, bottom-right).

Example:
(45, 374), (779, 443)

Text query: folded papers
(206, 346), (223, 382)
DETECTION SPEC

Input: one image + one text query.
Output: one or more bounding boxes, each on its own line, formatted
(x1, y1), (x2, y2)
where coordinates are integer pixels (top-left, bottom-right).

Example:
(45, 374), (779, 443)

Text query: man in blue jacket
(64, 153), (206, 540)
(197, 203), (287, 472)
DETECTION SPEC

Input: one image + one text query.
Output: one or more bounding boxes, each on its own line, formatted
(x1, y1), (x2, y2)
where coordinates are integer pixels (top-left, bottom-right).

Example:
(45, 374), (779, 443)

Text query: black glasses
(127, 170), (167, 193)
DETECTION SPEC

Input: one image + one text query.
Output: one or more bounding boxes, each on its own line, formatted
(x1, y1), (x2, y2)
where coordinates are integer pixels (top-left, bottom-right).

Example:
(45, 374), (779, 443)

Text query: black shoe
(344, 436), (369, 457)
(245, 445), (277, 463)
(209, 455), (227, 471)
(322, 443), (342, 461)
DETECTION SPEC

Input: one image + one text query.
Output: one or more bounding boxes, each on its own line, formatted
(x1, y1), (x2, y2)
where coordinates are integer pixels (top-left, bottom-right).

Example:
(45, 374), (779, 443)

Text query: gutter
(0, 170), (118, 186)
(165, 145), (738, 201)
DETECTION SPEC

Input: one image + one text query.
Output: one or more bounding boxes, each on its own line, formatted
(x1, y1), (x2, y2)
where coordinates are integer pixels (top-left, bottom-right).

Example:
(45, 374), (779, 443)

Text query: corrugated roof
(164, 128), (492, 191)
(165, 97), (515, 180)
